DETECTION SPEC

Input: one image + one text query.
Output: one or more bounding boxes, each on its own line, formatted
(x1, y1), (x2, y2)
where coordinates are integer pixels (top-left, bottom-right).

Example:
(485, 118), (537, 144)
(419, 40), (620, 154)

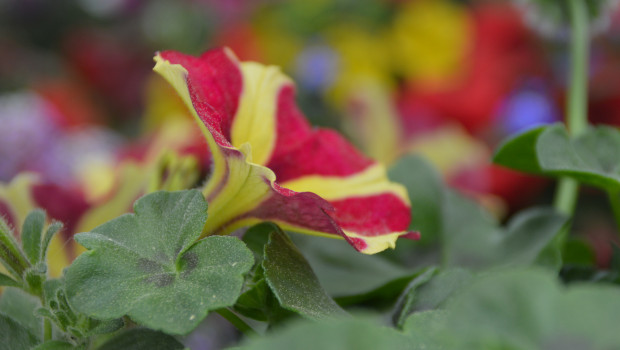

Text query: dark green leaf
(492, 125), (546, 174)
(262, 224), (347, 320)
(97, 328), (185, 350)
(235, 224), (291, 322)
(0, 311), (39, 350)
(65, 190), (254, 335)
(0, 272), (19, 287)
(239, 317), (412, 350)
(0, 287), (42, 339)
(494, 124), (620, 191)
(21, 209), (46, 265)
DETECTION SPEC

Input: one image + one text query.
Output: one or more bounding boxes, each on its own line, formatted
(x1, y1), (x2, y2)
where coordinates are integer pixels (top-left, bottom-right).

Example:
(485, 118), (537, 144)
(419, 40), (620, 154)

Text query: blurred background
(2, 0), (620, 284)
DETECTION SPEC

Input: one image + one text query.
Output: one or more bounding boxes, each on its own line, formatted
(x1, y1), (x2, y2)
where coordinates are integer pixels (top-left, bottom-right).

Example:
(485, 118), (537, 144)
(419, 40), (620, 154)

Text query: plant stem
(553, 0), (590, 244)
(43, 318), (52, 341)
(216, 308), (258, 336)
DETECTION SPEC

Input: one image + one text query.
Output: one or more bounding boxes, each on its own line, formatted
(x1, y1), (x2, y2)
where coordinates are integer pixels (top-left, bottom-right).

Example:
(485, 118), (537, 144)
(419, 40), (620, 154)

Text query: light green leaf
(494, 124), (620, 191)
(262, 224), (347, 320)
(0, 311), (39, 350)
(65, 190), (254, 335)
(21, 209), (46, 265)
(388, 155), (443, 245)
(96, 328), (185, 350)
(239, 317), (412, 350)
(0, 287), (42, 340)
(403, 268), (620, 349)
(393, 268), (472, 328)
(41, 221), (63, 263)
(442, 190), (567, 269)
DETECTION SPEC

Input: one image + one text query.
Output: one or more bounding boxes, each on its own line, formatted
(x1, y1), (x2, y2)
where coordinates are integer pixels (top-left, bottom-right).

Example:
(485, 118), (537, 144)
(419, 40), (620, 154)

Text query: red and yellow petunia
(154, 48), (418, 254)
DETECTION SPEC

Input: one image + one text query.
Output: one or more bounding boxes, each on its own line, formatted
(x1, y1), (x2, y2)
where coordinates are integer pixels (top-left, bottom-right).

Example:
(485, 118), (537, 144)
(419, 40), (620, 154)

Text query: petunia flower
(0, 117), (204, 277)
(154, 48), (417, 254)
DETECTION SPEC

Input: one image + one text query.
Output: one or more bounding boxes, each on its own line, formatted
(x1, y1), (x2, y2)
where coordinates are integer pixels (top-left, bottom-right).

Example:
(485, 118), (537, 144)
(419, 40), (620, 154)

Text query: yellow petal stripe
(231, 62), (290, 166)
(281, 163), (409, 204)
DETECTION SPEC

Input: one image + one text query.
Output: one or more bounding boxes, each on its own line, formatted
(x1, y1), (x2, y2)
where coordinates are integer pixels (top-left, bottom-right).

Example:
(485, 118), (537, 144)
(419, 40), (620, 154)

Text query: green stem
(553, 0), (590, 244)
(608, 191), (620, 233)
(43, 318), (52, 341)
(216, 308), (258, 336)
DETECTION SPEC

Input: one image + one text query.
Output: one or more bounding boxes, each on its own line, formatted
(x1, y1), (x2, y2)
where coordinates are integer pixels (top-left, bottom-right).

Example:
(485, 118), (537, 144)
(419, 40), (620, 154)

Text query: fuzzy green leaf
(41, 221), (62, 263)
(261, 224), (346, 320)
(21, 209), (46, 265)
(0, 287), (42, 340)
(65, 190), (254, 335)
(0, 311), (39, 350)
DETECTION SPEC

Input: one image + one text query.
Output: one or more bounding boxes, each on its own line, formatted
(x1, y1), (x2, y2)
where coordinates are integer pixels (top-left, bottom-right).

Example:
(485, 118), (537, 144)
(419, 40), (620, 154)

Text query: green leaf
(388, 154), (566, 271)
(0, 272), (19, 287)
(262, 224), (347, 320)
(21, 209), (46, 265)
(235, 224), (291, 322)
(494, 124), (620, 191)
(32, 341), (80, 350)
(393, 268), (472, 328)
(403, 268), (620, 349)
(492, 125), (546, 174)
(289, 234), (412, 298)
(65, 190), (254, 335)
(0, 311), (39, 350)
(0, 287), (42, 339)
(239, 317), (412, 350)
(392, 267), (438, 328)
(0, 215), (30, 278)
(401, 310), (446, 350)
(41, 221), (63, 263)
(96, 328), (185, 350)
(442, 190), (567, 269)
(388, 155), (443, 245)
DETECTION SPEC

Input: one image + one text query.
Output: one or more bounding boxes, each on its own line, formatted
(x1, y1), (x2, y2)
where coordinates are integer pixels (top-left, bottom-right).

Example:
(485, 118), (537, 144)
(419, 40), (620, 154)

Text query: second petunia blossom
(153, 48), (418, 254)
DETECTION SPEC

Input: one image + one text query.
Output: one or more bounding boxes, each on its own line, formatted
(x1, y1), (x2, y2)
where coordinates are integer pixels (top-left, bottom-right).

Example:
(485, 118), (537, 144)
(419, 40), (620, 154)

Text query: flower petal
(154, 48), (416, 253)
